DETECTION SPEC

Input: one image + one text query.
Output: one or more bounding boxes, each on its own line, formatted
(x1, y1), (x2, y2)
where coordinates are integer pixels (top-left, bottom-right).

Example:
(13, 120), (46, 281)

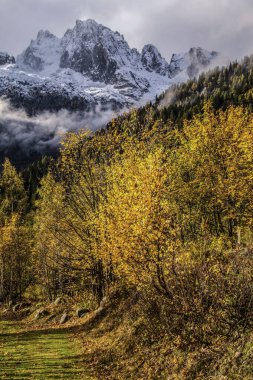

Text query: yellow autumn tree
(34, 131), (113, 301)
(0, 159), (31, 302)
(167, 102), (253, 244)
(34, 172), (69, 299)
(98, 141), (181, 291)
(0, 158), (27, 223)
(0, 213), (32, 301)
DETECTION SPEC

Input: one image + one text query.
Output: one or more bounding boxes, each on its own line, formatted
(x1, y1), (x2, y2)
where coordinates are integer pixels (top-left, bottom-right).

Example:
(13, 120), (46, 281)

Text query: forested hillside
(105, 54), (253, 137)
(1, 57), (253, 379)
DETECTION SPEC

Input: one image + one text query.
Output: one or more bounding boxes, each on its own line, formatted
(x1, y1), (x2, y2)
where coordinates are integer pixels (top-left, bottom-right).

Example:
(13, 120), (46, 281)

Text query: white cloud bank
(0, 99), (114, 157)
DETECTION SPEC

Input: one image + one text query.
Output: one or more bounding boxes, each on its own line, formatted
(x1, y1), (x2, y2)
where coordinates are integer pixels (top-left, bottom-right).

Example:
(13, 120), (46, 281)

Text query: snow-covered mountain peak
(59, 19), (136, 82)
(168, 47), (221, 79)
(72, 19), (101, 39)
(187, 47), (218, 67)
(16, 29), (61, 73)
(141, 44), (169, 76)
(0, 20), (227, 115)
(73, 19), (124, 41)
(76, 18), (99, 27)
(36, 30), (57, 42)
(62, 18), (127, 49)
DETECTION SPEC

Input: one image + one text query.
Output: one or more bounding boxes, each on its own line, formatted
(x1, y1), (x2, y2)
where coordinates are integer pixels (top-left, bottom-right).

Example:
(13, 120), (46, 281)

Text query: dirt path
(0, 321), (90, 379)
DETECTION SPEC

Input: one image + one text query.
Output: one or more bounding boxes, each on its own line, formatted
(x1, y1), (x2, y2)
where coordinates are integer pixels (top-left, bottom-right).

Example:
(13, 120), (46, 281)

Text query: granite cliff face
(0, 20), (225, 114)
(141, 44), (170, 76)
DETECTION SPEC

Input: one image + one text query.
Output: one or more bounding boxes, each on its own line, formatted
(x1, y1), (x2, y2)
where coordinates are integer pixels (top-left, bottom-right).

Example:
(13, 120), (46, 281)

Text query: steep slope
(104, 54), (253, 141)
(168, 47), (220, 79)
(141, 44), (170, 75)
(0, 20), (224, 114)
(17, 30), (61, 73)
(158, 54), (253, 120)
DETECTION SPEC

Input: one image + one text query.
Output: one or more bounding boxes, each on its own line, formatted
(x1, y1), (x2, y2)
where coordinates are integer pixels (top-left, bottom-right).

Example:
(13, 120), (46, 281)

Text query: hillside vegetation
(1, 56), (253, 378)
(106, 54), (253, 135)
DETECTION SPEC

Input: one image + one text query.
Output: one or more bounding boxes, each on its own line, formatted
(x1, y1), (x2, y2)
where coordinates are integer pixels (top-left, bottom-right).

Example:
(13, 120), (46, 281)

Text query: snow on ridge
(0, 20), (226, 112)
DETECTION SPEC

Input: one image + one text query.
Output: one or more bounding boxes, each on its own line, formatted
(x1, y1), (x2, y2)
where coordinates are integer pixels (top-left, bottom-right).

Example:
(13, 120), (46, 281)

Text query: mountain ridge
(0, 19), (227, 114)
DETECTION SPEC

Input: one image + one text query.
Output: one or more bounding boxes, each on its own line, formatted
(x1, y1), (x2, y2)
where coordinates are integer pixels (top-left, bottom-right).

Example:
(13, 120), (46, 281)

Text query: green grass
(0, 322), (90, 379)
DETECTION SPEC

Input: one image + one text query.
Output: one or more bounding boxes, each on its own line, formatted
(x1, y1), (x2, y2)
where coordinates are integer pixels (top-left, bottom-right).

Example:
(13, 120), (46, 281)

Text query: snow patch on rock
(0, 20), (228, 112)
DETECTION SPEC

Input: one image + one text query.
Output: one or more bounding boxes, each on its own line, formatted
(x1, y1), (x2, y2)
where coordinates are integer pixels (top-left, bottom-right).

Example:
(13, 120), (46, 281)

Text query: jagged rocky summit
(0, 19), (225, 114)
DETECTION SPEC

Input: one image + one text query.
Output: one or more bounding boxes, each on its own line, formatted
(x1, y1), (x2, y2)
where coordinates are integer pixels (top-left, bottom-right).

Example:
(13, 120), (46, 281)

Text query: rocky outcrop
(169, 47), (221, 79)
(141, 44), (169, 75)
(0, 52), (15, 66)
(0, 20), (225, 114)
(17, 30), (61, 73)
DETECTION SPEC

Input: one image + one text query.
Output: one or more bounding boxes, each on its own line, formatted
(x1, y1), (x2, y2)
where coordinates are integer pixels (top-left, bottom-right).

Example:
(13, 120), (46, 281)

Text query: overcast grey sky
(0, 0), (253, 61)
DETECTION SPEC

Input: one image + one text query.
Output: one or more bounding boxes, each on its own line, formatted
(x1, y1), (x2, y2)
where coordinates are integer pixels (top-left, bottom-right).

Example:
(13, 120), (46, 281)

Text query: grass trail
(0, 321), (89, 379)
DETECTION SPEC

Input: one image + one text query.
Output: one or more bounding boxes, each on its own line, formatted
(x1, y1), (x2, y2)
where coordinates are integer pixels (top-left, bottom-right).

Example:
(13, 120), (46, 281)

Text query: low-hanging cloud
(0, 99), (115, 166)
(160, 52), (231, 108)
